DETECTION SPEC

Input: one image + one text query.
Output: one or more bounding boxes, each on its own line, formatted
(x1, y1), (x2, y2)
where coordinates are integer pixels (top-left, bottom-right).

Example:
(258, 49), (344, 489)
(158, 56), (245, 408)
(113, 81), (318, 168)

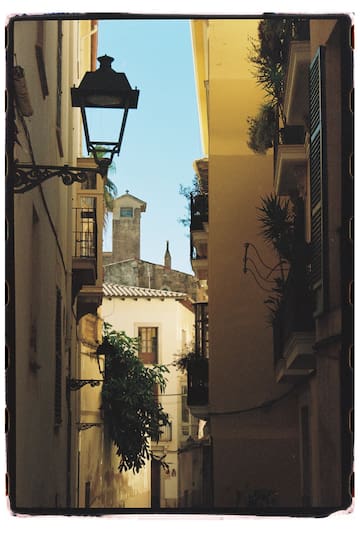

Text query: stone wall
(104, 259), (198, 300)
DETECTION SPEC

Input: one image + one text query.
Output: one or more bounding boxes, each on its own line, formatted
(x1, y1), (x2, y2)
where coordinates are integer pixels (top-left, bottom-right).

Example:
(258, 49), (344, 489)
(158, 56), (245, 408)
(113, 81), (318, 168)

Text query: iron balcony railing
(187, 302), (209, 407)
(190, 194), (208, 263)
(187, 357), (209, 407)
(272, 260), (314, 368)
(72, 207), (98, 262)
(282, 18), (310, 59)
(273, 105), (306, 182)
(272, 200), (314, 366)
(190, 193), (208, 231)
(195, 302), (209, 359)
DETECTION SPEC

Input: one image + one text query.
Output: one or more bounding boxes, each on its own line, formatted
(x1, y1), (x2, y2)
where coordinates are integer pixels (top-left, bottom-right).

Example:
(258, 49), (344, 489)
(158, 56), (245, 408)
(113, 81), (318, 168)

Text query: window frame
(120, 207), (134, 218)
(137, 326), (159, 364)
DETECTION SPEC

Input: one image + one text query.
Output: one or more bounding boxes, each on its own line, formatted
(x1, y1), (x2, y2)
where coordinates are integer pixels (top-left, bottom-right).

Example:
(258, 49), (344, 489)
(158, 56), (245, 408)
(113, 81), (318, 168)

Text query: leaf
(101, 325), (170, 473)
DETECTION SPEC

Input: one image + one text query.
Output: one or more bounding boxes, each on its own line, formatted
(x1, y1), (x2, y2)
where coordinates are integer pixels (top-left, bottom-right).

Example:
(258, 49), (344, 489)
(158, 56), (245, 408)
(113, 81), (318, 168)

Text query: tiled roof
(103, 283), (189, 299)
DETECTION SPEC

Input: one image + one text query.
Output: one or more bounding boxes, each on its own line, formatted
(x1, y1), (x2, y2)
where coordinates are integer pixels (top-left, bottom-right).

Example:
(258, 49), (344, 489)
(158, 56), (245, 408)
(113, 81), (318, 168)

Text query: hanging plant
(100, 323), (170, 473)
(174, 350), (201, 373)
(247, 17), (309, 153)
(247, 103), (276, 154)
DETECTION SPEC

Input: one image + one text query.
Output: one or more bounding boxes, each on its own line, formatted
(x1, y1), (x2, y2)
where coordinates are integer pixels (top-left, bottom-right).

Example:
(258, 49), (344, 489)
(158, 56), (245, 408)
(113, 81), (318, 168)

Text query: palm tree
(93, 146), (118, 226)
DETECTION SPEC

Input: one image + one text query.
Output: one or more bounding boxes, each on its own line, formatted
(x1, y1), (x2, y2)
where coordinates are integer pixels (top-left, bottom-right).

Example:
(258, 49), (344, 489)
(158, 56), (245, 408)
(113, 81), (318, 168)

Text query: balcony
(187, 358), (209, 419)
(72, 207), (98, 302)
(195, 302), (209, 358)
(273, 261), (315, 383)
(190, 194), (208, 280)
(283, 20), (310, 126)
(76, 285), (103, 321)
(187, 302), (209, 419)
(274, 124), (307, 196)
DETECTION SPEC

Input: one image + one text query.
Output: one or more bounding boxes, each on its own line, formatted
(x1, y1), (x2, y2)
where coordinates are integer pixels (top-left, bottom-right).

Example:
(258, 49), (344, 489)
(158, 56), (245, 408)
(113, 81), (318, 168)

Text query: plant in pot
(247, 17), (309, 153)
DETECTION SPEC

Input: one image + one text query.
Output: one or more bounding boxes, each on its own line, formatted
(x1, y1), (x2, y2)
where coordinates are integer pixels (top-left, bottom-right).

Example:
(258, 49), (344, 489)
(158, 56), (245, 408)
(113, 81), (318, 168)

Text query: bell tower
(112, 191), (147, 262)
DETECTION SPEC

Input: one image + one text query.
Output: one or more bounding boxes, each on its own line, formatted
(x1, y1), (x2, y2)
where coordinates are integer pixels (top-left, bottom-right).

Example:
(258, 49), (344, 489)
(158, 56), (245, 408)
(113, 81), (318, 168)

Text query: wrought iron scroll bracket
(13, 163), (98, 193)
(77, 422), (103, 431)
(68, 378), (103, 391)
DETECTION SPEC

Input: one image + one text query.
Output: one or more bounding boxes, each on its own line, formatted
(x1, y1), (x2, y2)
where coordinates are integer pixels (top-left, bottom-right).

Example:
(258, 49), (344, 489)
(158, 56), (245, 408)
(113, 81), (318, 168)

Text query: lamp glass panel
(84, 107), (126, 150)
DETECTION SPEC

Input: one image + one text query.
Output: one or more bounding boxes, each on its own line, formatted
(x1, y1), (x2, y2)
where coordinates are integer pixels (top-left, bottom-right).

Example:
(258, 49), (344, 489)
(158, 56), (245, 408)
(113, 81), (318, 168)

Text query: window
(120, 207), (133, 218)
(29, 207), (40, 369)
(54, 288), (62, 425)
(309, 46), (328, 315)
(72, 197), (97, 258)
(35, 21), (49, 99)
(56, 20), (63, 156)
(181, 385), (189, 423)
(138, 327), (158, 364)
(195, 302), (209, 357)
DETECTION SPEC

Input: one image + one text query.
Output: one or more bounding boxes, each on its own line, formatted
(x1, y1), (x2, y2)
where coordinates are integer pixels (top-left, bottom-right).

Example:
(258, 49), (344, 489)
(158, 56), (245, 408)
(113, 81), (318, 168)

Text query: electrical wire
(245, 242), (275, 271)
(246, 267), (275, 293)
(209, 381), (301, 416)
(246, 257), (275, 284)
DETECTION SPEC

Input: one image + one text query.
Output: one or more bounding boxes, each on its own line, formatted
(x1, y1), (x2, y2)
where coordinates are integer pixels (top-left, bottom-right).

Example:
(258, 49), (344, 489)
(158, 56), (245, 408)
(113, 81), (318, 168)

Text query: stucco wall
(13, 19), (90, 508)
(192, 19), (302, 508)
(104, 259), (198, 300)
(100, 295), (195, 507)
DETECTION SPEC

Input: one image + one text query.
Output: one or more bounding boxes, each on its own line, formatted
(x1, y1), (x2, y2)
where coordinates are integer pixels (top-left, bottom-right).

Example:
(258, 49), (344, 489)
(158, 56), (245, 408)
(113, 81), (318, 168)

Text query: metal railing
(72, 207), (97, 260)
(273, 262), (314, 367)
(273, 105), (306, 183)
(195, 302), (209, 359)
(190, 193), (208, 231)
(190, 194), (208, 263)
(187, 358), (209, 407)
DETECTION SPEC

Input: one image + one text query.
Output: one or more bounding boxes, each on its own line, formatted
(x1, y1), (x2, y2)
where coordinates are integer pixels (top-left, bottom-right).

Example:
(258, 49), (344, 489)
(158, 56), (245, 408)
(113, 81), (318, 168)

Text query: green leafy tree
(178, 175), (201, 228)
(92, 146), (118, 225)
(100, 324), (170, 473)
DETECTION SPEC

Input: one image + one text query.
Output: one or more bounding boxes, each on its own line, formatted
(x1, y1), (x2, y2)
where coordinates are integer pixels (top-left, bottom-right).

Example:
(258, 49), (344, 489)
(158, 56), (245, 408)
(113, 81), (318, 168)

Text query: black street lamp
(13, 55), (139, 193)
(71, 54), (139, 177)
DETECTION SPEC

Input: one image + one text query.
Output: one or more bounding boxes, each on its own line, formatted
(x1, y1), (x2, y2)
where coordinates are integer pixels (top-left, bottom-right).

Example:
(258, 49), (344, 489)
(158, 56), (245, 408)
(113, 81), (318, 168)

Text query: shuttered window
(309, 46), (327, 315)
(138, 327), (158, 364)
(56, 20), (64, 157)
(54, 288), (62, 425)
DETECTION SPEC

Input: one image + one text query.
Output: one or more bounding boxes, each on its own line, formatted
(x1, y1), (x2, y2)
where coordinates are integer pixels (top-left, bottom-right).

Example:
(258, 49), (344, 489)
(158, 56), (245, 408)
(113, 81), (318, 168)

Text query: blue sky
(95, 19), (203, 274)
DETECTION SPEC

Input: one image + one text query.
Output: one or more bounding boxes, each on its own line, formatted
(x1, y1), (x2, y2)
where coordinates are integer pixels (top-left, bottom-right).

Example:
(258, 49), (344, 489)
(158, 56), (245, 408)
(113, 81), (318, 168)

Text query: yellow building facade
(189, 17), (352, 512)
(190, 19), (301, 509)
(8, 18), (105, 509)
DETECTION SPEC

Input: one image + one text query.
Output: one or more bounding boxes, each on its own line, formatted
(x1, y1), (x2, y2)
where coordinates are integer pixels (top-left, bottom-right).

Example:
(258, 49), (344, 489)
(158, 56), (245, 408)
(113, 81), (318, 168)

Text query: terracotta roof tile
(103, 283), (189, 299)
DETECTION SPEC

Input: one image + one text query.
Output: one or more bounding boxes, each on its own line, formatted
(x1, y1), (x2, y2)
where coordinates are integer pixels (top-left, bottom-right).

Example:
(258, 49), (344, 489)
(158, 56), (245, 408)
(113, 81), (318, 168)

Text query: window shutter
(54, 288), (62, 425)
(309, 46), (327, 314)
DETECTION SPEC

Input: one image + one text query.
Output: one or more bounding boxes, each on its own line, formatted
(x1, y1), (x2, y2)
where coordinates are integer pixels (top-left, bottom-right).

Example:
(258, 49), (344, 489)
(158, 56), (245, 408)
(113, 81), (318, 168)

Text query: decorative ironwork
(77, 422), (103, 431)
(13, 163), (97, 193)
(67, 378), (103, 391)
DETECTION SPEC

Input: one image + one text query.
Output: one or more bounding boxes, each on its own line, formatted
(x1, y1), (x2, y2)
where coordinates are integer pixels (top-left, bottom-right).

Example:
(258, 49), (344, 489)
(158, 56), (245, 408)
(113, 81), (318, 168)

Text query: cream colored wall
(12, 19), (93, 508)
(101, 296), (195, 507)
(192, 19), (301, 508)
(206, 18), (293, 417)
